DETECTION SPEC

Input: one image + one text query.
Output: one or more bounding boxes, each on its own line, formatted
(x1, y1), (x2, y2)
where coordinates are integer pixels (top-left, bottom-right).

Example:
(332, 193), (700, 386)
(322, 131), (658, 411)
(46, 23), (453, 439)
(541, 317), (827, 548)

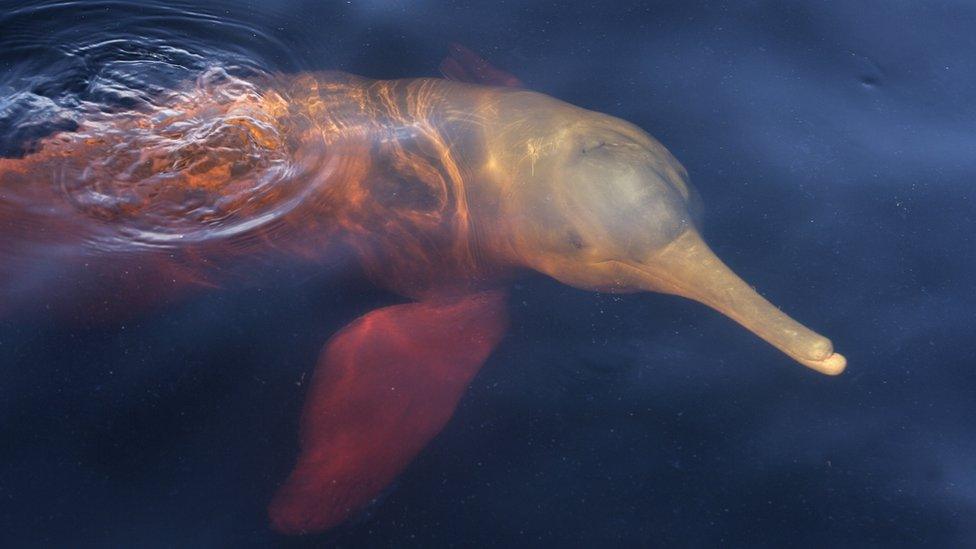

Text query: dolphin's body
(0, 49), (845, 534)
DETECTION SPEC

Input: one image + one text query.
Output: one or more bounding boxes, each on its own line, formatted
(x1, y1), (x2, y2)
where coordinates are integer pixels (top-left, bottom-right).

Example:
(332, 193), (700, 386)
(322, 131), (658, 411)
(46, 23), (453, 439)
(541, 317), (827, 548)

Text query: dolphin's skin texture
(0, 49), (845, 534)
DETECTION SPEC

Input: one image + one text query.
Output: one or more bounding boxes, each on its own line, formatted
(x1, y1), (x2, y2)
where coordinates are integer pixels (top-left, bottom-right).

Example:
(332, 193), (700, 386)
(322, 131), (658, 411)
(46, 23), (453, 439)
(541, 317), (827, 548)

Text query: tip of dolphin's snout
(786, 335), (846, 375)
(796, 350), (847, 376)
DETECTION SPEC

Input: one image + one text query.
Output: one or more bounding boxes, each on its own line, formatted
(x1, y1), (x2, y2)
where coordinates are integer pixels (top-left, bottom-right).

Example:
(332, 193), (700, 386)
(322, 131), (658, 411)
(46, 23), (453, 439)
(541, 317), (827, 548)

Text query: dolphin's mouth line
(596, 235), (846, 376)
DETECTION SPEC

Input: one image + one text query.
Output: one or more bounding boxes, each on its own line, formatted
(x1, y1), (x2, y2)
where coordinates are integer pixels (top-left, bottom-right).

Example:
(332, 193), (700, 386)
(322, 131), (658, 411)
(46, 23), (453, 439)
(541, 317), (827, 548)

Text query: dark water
(1, 1), (973, 546)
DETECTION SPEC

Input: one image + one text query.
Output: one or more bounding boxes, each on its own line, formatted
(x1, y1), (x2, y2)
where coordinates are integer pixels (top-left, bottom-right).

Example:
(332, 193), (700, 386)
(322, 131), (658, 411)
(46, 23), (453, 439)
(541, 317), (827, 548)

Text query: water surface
(1, 1), (973, 546)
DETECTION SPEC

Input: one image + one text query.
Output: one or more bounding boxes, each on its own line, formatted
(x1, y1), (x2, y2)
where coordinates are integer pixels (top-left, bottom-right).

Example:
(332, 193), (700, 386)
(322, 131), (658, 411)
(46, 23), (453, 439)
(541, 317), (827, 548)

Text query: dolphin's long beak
(626, 229), (846, 375)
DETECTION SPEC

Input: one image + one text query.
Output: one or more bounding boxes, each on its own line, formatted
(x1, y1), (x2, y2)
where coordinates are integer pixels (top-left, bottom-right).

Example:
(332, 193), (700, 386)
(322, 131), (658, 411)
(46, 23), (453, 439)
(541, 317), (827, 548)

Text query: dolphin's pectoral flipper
(268, 290), (509, 534)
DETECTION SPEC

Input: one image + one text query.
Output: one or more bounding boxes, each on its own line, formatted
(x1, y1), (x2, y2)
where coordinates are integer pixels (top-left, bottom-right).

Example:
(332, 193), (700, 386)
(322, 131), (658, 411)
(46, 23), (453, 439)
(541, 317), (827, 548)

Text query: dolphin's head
(495, 111), (699, 292)
(489, 97), (845, 375)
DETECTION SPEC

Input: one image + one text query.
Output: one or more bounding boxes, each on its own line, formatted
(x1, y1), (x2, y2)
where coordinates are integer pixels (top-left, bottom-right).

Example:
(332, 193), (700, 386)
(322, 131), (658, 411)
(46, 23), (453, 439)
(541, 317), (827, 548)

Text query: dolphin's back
(0, 70), (517, 314)
(0, 70), (368, 317)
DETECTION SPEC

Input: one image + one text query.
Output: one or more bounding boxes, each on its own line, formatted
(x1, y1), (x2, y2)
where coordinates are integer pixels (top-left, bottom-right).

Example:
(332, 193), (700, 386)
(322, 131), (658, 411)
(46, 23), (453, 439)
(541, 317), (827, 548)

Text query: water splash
(0, 0), (323, 255)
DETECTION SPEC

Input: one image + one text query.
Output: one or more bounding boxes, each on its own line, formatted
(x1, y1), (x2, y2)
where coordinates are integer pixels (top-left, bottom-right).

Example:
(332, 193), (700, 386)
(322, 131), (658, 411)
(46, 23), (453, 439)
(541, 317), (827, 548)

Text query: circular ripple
(0, 0), (325, 253)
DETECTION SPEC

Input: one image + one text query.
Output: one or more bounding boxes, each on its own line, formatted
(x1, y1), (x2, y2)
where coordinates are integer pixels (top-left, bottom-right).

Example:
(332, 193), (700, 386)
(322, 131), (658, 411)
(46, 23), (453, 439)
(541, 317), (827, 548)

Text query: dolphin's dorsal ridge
(439, 43), (523, 88)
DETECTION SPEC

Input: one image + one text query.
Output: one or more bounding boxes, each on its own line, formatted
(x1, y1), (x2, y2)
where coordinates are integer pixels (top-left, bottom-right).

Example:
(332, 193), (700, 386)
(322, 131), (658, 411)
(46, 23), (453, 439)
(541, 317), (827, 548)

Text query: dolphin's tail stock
(0, 149), (216, 321)
(268, 290), (509, 534)
(0, 153), (82, 316)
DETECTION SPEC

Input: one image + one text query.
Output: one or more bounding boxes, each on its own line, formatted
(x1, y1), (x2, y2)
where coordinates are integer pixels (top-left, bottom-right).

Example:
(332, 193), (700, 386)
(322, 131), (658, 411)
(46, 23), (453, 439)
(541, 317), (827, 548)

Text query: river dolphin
(0, 45), (845, 534)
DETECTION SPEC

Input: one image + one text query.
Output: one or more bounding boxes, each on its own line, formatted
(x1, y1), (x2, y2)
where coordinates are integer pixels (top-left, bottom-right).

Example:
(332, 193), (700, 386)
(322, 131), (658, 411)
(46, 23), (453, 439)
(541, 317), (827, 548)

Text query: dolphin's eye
(580, 140), (607, 155)
(567, 230), (585, 249)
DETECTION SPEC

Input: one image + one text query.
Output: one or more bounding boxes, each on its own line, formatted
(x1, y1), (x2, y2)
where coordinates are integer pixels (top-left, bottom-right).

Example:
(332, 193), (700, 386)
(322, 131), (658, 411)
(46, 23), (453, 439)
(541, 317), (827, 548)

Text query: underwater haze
(1, 0), (974, 547)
